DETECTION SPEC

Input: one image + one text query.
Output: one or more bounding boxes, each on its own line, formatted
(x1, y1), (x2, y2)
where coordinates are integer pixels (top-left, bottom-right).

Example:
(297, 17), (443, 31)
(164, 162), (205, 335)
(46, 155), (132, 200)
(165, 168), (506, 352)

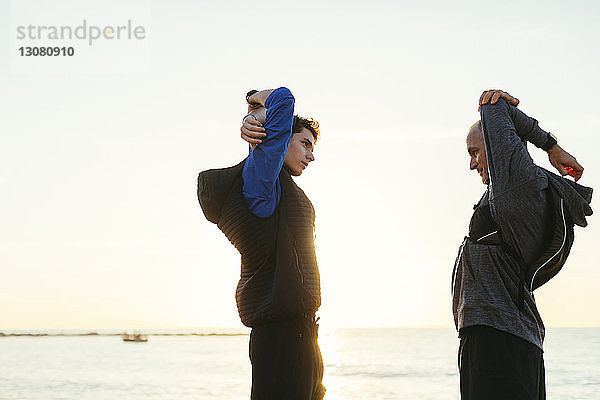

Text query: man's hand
(241, 115), (266, 149)
(240, 89), (273, 148)
(547, 144), (584, 182)
(479, 89), (520, 111)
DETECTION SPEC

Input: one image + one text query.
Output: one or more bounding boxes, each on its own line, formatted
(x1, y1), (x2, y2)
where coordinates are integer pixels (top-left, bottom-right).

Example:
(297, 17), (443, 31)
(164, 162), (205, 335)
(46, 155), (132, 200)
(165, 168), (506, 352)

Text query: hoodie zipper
(529, 198), (567, 291)
(477, 230), (498, 242)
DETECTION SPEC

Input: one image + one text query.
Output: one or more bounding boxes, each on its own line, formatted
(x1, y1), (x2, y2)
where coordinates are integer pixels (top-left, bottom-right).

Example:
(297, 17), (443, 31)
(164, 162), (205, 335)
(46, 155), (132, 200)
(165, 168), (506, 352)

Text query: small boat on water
(122, 332), (148, 342)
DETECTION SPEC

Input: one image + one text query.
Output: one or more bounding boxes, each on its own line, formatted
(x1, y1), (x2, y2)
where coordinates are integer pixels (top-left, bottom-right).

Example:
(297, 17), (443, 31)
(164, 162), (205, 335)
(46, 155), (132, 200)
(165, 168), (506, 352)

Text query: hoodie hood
(197, 160), (246, 224)
(542, 167), (593, 227)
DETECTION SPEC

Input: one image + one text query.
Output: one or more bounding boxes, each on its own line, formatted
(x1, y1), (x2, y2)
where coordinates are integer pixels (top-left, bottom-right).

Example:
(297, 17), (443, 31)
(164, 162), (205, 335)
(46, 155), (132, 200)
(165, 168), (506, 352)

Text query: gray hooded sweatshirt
(452, 99), (593, 350)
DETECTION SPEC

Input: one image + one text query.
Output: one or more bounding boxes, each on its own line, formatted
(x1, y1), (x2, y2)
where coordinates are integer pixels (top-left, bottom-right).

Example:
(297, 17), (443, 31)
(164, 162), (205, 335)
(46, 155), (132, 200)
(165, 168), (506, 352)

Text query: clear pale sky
(1, 0), (598, 330)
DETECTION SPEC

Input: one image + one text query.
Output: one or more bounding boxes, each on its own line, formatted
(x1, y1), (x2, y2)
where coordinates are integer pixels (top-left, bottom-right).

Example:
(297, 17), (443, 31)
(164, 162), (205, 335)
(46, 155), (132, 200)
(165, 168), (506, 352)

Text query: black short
(459, 325), (545, 400)
(249, 315), (325, 400)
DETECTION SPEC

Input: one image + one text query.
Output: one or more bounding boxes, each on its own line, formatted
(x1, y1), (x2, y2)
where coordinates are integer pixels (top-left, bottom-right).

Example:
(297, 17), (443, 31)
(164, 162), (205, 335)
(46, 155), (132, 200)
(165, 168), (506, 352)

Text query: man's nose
(469, 157), (477, 170)
(307, 151), (315, 162)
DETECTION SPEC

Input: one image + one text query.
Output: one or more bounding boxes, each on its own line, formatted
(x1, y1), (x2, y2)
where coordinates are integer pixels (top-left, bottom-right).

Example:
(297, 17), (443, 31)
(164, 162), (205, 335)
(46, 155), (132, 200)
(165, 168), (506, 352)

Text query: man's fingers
(246, 119), (265, 130)
(479, 91), (488, 105)
(479, 90), (519, 107)
(483, 91), (494, 105)
(573, 164), (584, 182)
(490, 91), (503, 104)
(500, 91), (519, 106)
(549, 158), (566, 176)
(480, 91), (490, 105)
(241, 132), (263, 144)
(565, 165), (584, 182)
(562, 160), (584, 182)
(241, 126), (266, 139)
(563, 155), (584, 174)
(241, 123), (266, 138)
(243, 118), (265, 130)
(241, 120), (266, 138)
(243, 123), (266, 133)
(479, 90), (494, 105)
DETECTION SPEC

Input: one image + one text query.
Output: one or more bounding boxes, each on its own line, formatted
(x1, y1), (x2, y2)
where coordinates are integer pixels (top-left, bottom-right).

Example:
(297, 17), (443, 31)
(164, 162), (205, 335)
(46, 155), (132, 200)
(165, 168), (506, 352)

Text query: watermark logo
(16, 20), (146, 46)
(10, 0), (151, 74)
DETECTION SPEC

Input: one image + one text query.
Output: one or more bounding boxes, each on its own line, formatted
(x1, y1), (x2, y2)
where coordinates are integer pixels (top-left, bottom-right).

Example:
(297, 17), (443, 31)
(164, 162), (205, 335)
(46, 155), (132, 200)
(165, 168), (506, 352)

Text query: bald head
(467, 120), (483, 141)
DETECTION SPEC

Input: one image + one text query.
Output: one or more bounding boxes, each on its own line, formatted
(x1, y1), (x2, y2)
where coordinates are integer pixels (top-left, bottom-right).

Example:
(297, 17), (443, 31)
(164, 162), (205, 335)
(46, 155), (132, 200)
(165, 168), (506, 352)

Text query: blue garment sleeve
(242, 87), (295, 218)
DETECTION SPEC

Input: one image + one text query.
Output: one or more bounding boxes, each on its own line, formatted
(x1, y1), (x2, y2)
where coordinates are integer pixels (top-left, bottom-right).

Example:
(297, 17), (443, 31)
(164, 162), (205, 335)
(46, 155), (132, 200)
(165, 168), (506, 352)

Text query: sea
(0, 328), (598, 399)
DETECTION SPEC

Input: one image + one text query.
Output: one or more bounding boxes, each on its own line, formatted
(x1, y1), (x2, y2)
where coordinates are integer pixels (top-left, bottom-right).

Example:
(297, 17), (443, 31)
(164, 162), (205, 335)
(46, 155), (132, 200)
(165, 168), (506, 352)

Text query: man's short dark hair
(293, 116), (320, 142)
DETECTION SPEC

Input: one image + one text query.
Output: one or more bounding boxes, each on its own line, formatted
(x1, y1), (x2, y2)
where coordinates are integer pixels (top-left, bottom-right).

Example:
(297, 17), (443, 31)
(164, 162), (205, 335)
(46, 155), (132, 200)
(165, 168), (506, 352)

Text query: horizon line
(2, 325), (599, 334)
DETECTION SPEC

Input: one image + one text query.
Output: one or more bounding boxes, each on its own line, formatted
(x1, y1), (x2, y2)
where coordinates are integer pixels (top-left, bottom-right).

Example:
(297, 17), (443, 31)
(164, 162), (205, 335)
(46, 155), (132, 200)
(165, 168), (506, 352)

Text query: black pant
(249, 316), (325, 400)
(459, 325), (545, 400)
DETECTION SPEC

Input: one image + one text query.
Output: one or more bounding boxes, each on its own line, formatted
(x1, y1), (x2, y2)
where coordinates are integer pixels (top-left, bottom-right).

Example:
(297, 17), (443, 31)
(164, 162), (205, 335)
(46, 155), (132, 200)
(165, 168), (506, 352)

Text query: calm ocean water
(0, 328), (598, 399)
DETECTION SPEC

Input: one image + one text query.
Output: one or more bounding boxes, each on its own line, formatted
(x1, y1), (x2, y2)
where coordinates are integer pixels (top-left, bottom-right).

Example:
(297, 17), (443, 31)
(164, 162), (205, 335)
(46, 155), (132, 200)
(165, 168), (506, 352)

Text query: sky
(0, 0), (599, 330)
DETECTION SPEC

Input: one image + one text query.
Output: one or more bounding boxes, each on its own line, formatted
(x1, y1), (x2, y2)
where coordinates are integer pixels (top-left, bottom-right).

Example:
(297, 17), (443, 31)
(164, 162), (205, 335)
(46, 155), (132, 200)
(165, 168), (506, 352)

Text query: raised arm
(479, 98), (539, 197)
(241, 87), (295, 218)
(480, 89), (584, 181)
(479, 89), (547, 147)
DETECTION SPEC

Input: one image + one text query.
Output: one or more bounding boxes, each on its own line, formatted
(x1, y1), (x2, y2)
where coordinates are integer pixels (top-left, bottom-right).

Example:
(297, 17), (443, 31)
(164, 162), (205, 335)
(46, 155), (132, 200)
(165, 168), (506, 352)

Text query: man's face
(466, 124), (489, 185)
(284, 127), (316, 176)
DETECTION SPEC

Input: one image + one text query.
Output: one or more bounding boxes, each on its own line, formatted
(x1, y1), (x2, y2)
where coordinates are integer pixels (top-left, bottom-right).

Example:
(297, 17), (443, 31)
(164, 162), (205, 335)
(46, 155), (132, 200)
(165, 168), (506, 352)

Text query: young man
(452, 90), (593, 399)
(197, 87), (325, 400)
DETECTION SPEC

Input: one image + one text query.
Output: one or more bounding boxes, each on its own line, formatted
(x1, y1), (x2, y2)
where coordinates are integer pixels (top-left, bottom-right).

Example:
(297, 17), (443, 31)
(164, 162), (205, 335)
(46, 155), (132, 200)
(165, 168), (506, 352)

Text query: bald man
(452, 90), (593, 399)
